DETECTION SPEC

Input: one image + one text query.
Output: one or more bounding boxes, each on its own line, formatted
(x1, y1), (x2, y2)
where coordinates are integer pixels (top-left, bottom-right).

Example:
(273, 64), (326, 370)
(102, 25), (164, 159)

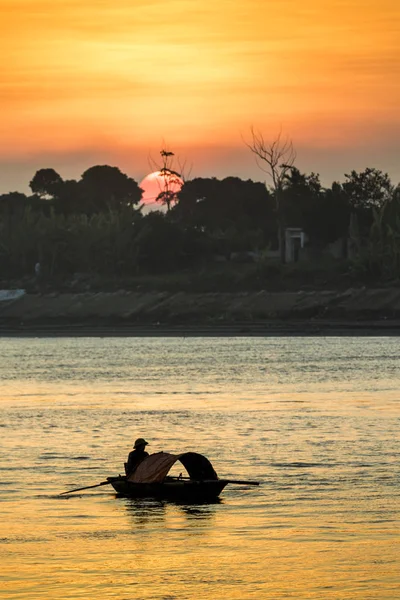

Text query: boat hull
(107, 476), (228, 500)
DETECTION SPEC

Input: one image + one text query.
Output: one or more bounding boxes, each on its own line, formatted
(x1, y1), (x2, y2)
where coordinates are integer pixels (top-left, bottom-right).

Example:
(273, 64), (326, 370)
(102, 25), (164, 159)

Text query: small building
(285, 228), (306, 263)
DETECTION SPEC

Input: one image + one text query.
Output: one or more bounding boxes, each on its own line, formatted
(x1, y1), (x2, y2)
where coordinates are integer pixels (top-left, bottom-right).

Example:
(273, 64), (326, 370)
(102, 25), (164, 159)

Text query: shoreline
(1, 319), (399, 337)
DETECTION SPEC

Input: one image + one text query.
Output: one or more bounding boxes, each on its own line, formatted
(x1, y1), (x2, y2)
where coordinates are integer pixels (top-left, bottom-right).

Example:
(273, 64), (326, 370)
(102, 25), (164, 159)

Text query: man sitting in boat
(125, 438), (149, 476)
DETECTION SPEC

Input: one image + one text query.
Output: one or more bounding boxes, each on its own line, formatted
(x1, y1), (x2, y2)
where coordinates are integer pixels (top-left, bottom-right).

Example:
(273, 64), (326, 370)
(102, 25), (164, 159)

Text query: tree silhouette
(343, 168), (394, 235)
(245, 128), (296, 262)
(0, 192), (29, 216)
(148, 147), (187, 211)
(343, 168), (393, 211)
(174, 176), (275, 254)
(80, 165), (142, 212)
(29, 168), (63, 199)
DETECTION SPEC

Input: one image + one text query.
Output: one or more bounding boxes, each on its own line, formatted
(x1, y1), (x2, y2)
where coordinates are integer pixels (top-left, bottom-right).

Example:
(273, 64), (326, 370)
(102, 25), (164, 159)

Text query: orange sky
(1, 0), (399, 191)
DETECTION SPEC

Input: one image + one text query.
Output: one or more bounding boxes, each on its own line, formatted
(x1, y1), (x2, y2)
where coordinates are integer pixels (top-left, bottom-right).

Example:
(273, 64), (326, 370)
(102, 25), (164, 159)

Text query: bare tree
(148, 146), (192, 212)
(245, 127), (296, 263)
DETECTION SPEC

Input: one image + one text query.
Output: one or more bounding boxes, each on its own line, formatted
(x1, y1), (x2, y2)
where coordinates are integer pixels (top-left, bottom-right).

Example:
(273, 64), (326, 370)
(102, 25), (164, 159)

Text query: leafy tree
(315, 183), (350, 246)
(364, 190), (400, 277)
(52, 179), (84, 215)
(29, 168), (63, 198)
(133, 211), (190, 272)
(0, 192), (29, 216)
(281, 169), (350, 247)
(175, 177), (275, 249)
(80, 165), (142, 212)
(341, 168), (394, 243)
(282, 168), (322, 228)
(343, 168), (393, 211)
(342, 168), (393, 235)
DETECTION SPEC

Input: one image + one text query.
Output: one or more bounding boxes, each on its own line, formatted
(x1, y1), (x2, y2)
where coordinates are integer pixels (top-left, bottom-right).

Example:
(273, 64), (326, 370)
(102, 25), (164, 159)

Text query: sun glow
(1, 0), (400, 191)
(139, 171), (183, 209)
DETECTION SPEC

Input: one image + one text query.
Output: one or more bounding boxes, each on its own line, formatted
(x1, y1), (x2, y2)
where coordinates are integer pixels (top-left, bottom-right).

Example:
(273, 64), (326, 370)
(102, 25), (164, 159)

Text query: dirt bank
(0, 288), (399, 335)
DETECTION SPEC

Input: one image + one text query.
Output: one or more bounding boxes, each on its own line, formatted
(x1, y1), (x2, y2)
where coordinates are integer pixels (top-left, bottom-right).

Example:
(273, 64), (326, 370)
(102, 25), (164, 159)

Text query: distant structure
(285, 228), (306, 263)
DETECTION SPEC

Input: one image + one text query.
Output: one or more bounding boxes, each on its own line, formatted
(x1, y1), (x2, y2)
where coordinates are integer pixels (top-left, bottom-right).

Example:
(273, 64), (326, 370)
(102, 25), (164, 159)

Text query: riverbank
(1, 288), (399, 336)
(1, 323), (399, 337)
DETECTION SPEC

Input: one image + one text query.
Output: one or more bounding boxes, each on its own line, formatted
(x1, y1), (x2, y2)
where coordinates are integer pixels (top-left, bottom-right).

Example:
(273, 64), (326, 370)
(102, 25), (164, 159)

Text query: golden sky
(1, 0), (399, 190)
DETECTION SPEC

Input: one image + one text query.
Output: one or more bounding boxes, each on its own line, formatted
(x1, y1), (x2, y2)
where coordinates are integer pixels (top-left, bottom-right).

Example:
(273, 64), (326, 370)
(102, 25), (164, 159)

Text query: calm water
(0, 336), (399, 599)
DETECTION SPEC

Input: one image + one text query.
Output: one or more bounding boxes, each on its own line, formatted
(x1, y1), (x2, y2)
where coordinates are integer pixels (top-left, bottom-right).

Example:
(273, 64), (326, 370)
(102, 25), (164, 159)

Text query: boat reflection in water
(121, 497), (219, 530)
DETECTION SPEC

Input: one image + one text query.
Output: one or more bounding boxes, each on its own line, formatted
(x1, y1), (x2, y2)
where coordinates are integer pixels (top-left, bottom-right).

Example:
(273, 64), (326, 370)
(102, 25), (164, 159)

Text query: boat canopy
(128, 452), (218, 484)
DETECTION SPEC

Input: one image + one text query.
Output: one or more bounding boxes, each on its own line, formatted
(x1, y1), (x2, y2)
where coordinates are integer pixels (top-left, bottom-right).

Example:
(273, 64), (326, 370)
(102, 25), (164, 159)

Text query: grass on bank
(3, 257), (398, 295)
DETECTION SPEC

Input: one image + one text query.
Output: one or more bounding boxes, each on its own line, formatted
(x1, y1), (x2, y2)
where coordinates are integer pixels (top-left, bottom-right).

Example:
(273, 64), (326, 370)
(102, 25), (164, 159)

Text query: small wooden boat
(61, 451), (259, 500)
(108, 452), (235, 500)
(107, 474), (229, 501)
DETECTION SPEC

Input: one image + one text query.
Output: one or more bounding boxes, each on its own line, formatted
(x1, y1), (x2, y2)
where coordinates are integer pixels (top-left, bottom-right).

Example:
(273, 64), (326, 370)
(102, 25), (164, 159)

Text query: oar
(220, 479), (260, 486)
(60, 480), (112, 495)
(167, 476), (260, 485)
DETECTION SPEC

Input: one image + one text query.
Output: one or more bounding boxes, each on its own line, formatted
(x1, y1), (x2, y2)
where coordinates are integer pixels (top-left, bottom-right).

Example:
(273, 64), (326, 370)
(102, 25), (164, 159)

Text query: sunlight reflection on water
(0, 336), (399, 599)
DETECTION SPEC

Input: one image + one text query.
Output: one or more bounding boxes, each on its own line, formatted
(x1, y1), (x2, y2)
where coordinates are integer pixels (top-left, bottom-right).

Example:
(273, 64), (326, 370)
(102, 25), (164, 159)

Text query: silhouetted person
(125, 438), (149, 476)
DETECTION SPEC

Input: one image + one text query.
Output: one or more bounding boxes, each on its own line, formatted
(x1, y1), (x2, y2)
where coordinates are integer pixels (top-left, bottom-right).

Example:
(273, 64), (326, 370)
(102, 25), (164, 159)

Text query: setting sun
(139, 171), (183, 209)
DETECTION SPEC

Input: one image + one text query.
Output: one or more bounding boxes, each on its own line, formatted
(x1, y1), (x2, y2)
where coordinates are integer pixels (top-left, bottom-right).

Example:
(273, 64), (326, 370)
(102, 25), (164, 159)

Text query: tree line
(0, 160), (399, 281)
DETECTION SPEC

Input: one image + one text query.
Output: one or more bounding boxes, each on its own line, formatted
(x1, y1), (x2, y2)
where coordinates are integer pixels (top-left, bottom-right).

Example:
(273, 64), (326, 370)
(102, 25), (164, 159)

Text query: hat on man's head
(134, 438), (149, 449)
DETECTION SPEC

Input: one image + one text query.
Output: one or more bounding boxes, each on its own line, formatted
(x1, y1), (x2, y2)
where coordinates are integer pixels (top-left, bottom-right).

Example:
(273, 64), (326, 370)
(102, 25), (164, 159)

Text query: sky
(1, 0), (400, 193)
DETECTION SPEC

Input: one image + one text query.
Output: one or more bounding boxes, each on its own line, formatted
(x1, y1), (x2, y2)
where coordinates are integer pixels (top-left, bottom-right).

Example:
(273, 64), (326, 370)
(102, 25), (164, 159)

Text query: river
(0, 336), (399, 599)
